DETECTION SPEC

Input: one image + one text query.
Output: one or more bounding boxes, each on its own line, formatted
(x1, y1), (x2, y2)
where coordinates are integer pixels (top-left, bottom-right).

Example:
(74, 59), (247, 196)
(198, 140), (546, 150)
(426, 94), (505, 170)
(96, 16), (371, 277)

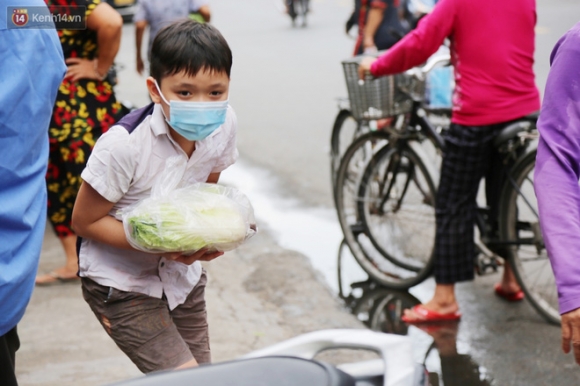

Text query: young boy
(71, 20), (237, 373)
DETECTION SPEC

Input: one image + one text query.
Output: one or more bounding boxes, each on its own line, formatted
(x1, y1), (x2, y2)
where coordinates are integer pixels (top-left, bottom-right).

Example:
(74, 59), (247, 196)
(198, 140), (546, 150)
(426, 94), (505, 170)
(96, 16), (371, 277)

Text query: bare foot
(36, 266), (79, 285)
(499, 263), (522, 293)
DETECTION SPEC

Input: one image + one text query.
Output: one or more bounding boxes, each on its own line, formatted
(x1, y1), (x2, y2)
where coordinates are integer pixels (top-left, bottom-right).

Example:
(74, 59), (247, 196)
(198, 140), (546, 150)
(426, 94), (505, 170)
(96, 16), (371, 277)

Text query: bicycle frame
(471, 117), (540, 273)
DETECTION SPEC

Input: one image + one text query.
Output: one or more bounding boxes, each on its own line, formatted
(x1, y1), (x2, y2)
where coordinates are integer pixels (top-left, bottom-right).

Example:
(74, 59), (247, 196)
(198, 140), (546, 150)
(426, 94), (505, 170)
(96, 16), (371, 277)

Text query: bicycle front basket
(342, 55), (413, 121)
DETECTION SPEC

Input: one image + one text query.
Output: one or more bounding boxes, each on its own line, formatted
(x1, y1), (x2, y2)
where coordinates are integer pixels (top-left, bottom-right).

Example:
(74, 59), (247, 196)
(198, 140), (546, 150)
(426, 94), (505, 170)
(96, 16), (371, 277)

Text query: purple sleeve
(534, 22), (580, 315)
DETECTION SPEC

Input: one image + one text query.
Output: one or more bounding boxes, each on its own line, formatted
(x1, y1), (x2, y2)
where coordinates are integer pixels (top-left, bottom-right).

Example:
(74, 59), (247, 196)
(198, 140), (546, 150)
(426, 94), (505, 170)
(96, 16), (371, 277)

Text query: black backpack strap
(116, 102), (155, 133)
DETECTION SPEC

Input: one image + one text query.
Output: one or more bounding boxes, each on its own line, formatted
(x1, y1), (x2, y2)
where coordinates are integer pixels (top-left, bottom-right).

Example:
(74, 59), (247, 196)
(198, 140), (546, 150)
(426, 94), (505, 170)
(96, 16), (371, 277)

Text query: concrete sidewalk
(15, 224), (365, 386)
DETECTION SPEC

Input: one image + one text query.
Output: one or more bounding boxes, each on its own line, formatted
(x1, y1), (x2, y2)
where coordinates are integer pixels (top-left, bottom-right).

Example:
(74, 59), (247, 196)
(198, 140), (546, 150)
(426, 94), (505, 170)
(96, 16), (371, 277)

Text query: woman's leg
(35, 234), (79, 284)
(37, 138), (91, 284)
(404, 124), (500, 321)
(485, 135), (522, 295)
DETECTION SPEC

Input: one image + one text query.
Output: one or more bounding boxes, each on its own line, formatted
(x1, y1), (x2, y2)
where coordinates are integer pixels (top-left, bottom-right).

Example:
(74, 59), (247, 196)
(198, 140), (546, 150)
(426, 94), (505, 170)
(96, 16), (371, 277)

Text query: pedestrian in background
(534, 21), (580, 366)
(35, 0), (125, 285)
(0, 2), (66, 384)
(359, 0), (540, 323)
(134, 0), (211, 75)
(351, 0), (409, 55)
(71, 20), (238, 372)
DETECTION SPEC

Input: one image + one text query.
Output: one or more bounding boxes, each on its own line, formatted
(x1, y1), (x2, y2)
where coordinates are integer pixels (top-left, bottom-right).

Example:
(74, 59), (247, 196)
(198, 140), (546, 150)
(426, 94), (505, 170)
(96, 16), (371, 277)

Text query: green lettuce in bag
(120, 157), (256, 254)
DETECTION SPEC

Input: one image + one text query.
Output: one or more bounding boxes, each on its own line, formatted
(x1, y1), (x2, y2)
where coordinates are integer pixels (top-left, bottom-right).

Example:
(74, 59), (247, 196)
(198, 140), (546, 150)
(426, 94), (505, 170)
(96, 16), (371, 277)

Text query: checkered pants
(433, 122), (510, 284)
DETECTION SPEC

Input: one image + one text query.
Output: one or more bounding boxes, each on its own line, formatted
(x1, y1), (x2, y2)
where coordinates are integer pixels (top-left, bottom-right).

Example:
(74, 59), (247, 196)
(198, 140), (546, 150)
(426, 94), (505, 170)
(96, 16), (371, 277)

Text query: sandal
(35, 271), (80, 286)
(494, 283), (524, 302)
(401, 305), (461, 324)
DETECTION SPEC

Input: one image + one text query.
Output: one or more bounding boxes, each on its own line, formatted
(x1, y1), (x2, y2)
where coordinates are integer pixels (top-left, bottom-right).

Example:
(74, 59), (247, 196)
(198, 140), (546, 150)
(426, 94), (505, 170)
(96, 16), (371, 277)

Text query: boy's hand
(161, 249), (224, 265)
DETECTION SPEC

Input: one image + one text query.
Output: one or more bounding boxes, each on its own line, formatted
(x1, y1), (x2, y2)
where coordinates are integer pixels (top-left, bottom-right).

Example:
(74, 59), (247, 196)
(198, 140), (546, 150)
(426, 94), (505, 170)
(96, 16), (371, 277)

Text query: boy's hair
(150, 20), (232, 82)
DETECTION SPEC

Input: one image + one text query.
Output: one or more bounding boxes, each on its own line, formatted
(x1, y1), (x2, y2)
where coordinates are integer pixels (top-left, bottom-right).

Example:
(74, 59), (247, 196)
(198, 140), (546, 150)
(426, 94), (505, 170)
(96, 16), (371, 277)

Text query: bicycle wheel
(367, 288), (420, 335)
(499, 148), (560, 325)
(335, 131), (436, 289)
(330, 109), (365, 188)
(358, 143), (437, 277)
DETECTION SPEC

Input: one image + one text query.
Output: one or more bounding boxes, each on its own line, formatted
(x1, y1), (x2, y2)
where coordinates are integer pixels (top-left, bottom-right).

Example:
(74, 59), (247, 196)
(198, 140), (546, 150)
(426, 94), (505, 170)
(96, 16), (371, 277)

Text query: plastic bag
(119, 156), (257, 254)
(425, 66), (454, 109)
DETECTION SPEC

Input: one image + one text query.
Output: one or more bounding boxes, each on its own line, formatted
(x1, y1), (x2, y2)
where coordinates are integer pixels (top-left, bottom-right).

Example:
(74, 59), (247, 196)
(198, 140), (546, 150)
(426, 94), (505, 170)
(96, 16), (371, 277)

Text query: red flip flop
(494, 283), (525, 302)
(401, 304), (461, 324)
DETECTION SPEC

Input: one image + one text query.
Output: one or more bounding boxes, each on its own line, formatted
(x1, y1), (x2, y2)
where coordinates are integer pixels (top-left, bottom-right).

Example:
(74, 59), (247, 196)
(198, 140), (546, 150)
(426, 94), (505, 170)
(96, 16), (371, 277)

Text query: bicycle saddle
(523, 110), (540, 121)
(107, 356), (357, 386)
(493, 112), (539, 148)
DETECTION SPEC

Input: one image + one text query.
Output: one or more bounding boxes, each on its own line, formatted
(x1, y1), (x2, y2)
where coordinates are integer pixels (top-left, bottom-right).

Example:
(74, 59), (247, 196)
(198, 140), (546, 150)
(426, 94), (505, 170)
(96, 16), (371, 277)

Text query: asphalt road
(109, 0), (580, 383)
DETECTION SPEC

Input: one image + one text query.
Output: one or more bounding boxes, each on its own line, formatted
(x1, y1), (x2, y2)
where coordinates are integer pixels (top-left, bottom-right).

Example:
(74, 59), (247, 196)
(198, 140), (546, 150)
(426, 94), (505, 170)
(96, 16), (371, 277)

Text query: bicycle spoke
(334, 131), (436, 289)
(507, 173), (539, 218)
(360, 145), (435, 272)
(500, 149), (560, 324)
(393, 161), (415, 212)
(377, 153), (402, 212)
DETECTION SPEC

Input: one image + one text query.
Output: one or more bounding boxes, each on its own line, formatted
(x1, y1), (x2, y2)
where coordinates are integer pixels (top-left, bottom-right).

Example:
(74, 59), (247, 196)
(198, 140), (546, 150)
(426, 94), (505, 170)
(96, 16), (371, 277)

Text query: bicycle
(333, 57), (558, 324)
(286, 0), (309, 27)
(329, 49), (451, 187)
(332, 53), (450, 289)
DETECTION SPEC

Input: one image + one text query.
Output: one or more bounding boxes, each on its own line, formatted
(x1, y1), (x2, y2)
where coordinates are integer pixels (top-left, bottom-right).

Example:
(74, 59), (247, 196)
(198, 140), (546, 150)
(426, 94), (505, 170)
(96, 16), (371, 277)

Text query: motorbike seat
(107, 356), (357, 386)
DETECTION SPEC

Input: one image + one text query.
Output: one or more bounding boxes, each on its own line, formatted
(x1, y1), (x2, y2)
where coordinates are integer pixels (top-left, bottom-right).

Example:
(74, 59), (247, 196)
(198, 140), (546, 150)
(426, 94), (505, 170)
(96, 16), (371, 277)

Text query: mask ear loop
(153, 80), (171, 121)
(154, 80), (171, 105)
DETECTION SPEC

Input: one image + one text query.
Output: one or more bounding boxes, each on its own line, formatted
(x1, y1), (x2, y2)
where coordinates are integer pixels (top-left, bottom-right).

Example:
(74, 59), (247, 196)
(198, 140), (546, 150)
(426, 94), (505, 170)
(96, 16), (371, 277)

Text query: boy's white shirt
(79, 103), (238, 310)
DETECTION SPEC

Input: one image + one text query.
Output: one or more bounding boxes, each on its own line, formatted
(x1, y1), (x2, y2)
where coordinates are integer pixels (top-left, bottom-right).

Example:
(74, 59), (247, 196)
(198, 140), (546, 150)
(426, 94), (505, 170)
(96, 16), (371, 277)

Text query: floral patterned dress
(45, 0), (124, 238)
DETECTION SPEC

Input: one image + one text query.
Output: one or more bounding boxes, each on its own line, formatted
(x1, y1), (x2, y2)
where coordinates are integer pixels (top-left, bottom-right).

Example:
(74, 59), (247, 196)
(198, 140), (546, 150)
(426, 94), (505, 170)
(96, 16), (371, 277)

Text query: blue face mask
(155, 81), (228, 141)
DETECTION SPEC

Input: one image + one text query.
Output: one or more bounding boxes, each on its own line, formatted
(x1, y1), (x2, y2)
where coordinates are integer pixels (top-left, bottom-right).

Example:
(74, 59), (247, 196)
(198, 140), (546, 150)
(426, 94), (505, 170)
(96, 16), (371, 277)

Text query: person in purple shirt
(535, 21), (580, 365)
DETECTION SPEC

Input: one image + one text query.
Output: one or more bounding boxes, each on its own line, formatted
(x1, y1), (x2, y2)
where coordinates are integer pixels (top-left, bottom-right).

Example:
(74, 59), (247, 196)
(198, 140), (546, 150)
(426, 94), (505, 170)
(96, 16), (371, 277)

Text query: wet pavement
(14, 0), (580, 384)
(221, 157), (580, 384)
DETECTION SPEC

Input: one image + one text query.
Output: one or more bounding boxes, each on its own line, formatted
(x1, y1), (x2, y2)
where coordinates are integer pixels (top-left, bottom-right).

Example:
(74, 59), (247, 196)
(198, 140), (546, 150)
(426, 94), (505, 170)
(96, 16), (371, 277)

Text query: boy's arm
(72, 181), (133, 250)
(206, 172), (220, 184)
(72, 179), (225, 263)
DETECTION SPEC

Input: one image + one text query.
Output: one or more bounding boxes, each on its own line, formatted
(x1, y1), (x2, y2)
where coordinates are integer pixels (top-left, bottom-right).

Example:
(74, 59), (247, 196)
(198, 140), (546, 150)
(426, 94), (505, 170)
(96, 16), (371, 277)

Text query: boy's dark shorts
(81, 271), (210, 373)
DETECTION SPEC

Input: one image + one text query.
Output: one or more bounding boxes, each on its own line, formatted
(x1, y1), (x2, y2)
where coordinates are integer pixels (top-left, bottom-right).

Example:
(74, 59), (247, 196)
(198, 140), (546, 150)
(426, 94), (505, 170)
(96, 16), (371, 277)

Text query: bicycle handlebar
(405, 51), (451, 81)
(359, 49), (450, 86)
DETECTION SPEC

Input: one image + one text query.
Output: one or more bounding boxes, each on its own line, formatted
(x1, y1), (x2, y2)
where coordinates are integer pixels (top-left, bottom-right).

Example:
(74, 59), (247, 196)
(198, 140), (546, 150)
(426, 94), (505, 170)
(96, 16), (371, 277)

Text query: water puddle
(220, 159), (347, 292)
(220, 159), (433, 299)
(342, 281), (493, 385)
(221, 159), (491, 385)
